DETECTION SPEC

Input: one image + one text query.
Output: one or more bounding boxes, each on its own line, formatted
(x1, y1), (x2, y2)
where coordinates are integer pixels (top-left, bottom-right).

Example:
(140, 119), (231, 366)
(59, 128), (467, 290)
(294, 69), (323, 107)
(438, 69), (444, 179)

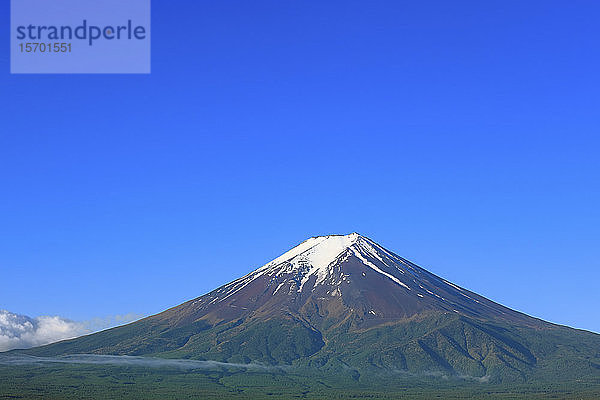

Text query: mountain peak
(182, 233), (538, 330)
(261, 233), (361, 270)
(251, 233), (406, 293)
(312, 232), (361, 239)
(257, 233), (361, 282)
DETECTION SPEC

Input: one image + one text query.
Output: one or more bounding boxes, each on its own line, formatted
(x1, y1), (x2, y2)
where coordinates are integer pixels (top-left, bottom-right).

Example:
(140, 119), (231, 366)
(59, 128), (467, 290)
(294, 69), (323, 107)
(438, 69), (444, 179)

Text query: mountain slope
(16, 233), (600, 383)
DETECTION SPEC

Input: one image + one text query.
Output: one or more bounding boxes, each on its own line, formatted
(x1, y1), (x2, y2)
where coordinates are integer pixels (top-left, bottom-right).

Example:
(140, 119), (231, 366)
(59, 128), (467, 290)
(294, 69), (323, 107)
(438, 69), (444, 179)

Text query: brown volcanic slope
(163, 233), (541, 328)
(19, 234), (600, 383)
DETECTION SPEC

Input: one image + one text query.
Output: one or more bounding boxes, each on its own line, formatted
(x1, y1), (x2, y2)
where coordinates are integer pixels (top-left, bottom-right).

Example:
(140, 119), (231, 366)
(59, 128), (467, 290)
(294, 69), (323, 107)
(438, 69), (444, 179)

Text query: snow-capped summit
(258, 233), (361, 276)
(255, 233), (409, 292)
(172, 233), (538, 328)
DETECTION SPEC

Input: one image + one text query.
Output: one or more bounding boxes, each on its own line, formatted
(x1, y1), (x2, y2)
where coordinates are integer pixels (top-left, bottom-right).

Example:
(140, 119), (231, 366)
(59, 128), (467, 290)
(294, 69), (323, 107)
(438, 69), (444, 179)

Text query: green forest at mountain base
(1, 362), (599, 400)
(17, 312), (600, 386)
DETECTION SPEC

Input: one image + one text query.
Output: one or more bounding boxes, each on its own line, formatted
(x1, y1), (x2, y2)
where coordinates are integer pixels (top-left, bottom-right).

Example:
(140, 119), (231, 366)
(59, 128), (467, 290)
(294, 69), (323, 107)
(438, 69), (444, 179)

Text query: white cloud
(0, 310), (144, 352)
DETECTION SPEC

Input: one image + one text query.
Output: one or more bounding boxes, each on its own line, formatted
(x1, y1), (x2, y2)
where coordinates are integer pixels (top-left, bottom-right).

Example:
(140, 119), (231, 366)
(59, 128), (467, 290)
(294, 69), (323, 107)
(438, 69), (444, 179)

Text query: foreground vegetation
(7, 311), (599, 399)
(1, 361), (599, 400)
(22, 312), (600, 386)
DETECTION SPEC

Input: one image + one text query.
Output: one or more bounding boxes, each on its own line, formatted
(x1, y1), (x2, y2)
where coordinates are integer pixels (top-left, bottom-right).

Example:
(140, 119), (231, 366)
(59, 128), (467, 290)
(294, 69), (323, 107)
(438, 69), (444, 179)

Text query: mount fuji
(14, 233), (600, 383)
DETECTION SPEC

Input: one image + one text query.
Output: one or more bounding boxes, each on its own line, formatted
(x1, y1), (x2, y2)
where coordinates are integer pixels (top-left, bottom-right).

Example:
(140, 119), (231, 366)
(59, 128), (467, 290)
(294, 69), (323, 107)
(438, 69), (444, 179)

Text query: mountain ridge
(10, 233), (600, 384)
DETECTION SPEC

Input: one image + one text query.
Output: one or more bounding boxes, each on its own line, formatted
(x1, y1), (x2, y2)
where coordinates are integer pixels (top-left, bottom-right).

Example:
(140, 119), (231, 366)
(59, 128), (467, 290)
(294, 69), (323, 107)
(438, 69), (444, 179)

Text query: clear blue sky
(1, 1), (599, 333)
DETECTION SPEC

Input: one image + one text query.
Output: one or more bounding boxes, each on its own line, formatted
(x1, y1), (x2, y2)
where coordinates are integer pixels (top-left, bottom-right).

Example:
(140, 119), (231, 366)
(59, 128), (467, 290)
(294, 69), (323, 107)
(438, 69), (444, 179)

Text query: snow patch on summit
(350, 244), (410, 290)
(248, 233), (415, 293)
(255, 233), (360, 292)
(214, 233), (421, 301)
(258, 234), (359, 275)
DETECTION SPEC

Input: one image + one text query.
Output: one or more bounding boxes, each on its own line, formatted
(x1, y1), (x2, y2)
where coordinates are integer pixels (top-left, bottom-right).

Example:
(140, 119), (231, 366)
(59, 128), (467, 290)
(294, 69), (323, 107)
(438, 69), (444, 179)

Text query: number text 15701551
(19, 43), (72, 53)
